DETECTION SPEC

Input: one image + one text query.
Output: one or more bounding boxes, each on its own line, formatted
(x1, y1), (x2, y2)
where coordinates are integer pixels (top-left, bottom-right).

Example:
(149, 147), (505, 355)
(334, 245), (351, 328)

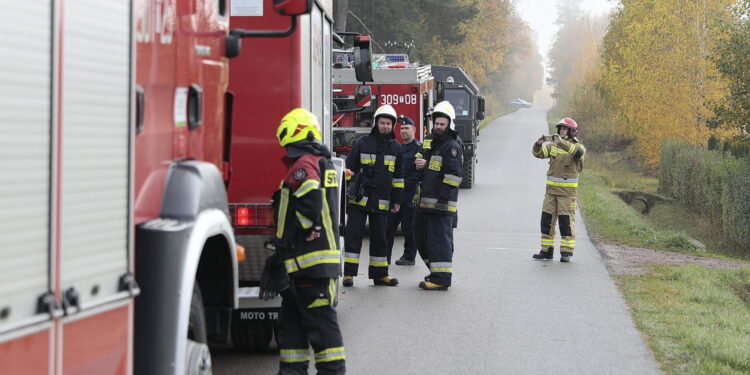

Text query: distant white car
(509, 98), (533, 108)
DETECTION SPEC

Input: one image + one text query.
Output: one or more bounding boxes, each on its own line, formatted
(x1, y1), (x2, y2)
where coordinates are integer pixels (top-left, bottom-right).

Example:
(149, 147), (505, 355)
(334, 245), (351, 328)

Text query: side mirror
(476, 96), (486, 120)
(355, 85), (372, 108)
(436, 82), (445, 103)
(225, 34), (241, 58)
(273, 0), (312, 16)
(353, 35), (373, 83)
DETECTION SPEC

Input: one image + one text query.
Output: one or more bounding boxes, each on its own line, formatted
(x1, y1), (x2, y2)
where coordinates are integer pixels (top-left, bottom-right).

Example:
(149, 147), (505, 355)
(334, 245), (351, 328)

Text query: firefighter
(260, 108), (345, 374)
(343, 104), (404, 287)
(532, 117), (586, 262)
(413, 101), (463, 290)
(388, 115), (421, 266)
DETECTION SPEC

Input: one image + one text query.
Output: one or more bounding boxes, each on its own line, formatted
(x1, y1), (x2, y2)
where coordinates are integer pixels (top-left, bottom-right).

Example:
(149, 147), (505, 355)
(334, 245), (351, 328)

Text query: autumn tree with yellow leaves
(548, 0), (740, 166)
(598, 0), (734, 166)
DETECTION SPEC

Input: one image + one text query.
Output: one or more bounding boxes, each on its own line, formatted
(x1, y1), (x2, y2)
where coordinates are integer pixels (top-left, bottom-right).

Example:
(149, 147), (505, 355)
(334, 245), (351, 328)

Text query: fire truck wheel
(460, 156), (474, 189)
(187, 284), (212, 375)
(232, 323), (274, 353)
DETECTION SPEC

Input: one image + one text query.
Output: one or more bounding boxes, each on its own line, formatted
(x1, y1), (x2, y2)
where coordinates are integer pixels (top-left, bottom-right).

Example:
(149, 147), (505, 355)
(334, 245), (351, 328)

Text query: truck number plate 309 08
(380, 94), (418, 105)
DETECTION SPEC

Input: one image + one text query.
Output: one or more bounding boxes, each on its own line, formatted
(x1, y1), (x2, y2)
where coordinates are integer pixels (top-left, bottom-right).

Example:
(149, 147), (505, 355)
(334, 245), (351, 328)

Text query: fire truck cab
(225, 0), (346, 353)
(431, 65), (485, 188)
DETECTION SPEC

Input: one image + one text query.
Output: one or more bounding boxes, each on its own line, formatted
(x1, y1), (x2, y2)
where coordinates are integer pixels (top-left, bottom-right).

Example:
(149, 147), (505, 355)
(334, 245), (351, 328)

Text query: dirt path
(596, 242), (750, 275)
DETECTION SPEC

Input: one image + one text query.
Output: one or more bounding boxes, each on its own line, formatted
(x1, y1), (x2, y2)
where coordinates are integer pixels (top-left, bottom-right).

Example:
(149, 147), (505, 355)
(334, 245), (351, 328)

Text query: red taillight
(232, 204), (274, 228)
(236, 207), (250, 226)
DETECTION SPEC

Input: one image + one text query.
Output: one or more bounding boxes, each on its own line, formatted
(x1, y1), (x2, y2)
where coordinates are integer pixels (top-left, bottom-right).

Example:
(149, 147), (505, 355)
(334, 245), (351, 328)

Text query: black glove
(346, 172), (363, 201)
(258, 253), (290, 300)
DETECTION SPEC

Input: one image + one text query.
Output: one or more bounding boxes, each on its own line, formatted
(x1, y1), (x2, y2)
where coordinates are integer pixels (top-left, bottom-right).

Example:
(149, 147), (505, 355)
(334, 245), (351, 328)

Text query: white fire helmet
(374, 104), (398, 125)
(432, 101), (456, 130)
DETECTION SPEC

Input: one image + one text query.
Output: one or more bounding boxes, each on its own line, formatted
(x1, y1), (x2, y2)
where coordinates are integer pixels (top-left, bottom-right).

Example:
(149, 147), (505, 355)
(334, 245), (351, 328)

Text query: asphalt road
(214, 107), (661, 374)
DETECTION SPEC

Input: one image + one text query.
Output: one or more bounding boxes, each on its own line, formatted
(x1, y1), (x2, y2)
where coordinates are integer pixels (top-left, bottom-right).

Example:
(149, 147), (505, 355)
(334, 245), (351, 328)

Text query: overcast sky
(515, 0), (616, 59)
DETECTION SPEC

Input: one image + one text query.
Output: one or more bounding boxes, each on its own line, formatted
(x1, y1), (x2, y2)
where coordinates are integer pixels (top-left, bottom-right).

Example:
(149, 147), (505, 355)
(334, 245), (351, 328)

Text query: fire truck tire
(460, 156), (474, 189)
(232, 323), (274, 353)
(187, 285), (212, 375)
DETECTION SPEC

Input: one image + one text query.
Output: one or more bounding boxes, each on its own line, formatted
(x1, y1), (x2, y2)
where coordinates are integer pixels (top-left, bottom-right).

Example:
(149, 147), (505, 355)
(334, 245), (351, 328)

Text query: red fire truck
(0, 0), (327, 374)
(331, 54), (434, 156)
(224, 0), (345, 352)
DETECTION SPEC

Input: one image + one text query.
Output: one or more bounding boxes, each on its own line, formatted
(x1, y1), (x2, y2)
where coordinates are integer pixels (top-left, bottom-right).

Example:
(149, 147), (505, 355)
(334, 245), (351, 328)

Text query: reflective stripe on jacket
(416, 132), (462, 215)
(345, 128), (404, 213)
(532, 137), (586, 196)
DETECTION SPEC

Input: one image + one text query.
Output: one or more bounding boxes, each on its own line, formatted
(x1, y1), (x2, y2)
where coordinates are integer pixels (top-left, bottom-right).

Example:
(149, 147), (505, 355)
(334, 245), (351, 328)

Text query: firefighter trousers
(540, 193), (577, 254)
(278, 278), (345, 375)
(414, 212), (454, 286)
(343, 209), (389, 279)
(385, 203), (417, 263)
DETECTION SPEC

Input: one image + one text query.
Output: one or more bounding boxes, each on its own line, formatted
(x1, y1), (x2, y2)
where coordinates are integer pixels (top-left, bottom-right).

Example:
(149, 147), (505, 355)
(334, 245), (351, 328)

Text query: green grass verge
(616, 265), (750, 374)
(579, 150), (750, 373)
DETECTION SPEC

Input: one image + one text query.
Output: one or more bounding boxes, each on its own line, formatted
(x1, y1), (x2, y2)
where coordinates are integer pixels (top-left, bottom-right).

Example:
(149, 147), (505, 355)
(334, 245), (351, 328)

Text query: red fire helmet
(556, 117), (578, 136)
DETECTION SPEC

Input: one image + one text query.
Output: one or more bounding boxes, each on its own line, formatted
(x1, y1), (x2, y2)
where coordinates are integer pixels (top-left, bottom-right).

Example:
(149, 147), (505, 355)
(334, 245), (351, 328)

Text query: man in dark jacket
(414, 101), (463, 290)
(388, 115), (421, 266)
(260, 108), (345, 374)
(343, 104), (404, 287)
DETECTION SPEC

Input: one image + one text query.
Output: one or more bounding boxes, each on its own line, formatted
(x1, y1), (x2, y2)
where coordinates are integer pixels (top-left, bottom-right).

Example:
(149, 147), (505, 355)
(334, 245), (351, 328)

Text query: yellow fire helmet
(276, 108), (322, 147)
(432, 101), (456, 130)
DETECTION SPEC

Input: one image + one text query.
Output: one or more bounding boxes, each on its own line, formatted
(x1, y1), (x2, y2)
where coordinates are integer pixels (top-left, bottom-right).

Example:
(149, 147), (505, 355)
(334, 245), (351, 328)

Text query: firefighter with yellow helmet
(342, 104), (404, 287)
(413, 101), (463, 290)
(261, 108), (345, 374)
(532, 117), (586, 262)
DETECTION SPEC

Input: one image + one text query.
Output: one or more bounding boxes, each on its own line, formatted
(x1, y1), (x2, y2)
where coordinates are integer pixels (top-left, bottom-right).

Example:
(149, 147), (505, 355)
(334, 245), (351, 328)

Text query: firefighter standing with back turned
(531, 117), (586, 262)
(260, 108), (345, 374)
(342, 104), (404, 287)
(414, 101), (463, 290)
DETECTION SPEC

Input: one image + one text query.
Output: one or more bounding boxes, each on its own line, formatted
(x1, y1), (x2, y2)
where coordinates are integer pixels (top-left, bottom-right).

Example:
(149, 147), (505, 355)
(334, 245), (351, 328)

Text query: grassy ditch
(580, 151), (743, 259)
(579, 150), (750, 373)
(616, 265), (750, 374)
(579, 153), (698, 253)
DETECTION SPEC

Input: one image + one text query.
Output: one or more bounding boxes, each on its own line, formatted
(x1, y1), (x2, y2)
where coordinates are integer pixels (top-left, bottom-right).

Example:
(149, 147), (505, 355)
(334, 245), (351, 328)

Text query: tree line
(549, 0), (750, 167)
(339, 0), (544, 113)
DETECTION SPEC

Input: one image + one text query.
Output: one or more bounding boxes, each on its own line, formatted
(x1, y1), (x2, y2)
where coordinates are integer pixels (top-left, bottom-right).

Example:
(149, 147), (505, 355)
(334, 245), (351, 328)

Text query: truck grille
(235, 235), (273, 284)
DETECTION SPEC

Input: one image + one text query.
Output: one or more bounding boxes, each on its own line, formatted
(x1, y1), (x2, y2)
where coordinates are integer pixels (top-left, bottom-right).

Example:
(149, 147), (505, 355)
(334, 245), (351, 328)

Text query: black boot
(560, 252), (573, 262)
(532, 247), (554, 260)
(373, 277), (399, 286)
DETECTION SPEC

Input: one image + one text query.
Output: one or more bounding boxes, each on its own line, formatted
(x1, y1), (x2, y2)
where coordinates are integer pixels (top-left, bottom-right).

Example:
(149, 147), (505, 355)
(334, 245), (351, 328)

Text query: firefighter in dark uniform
(260, 108), (345, 374)
(388, 115), (421, 266)
(532, 117), (586, 262)
(343, 104), (404, 287)
(413, 101), (463, 290)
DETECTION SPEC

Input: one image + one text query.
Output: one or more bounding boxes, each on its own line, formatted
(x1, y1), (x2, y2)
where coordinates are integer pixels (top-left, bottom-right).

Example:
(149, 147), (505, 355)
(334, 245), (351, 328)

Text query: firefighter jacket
(415, 131), (463, 216)
(532, 136), (586, 197)
(345, 127), (404, 213)
(273, 149), (341, 279)
(401, 139), (422, 206)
